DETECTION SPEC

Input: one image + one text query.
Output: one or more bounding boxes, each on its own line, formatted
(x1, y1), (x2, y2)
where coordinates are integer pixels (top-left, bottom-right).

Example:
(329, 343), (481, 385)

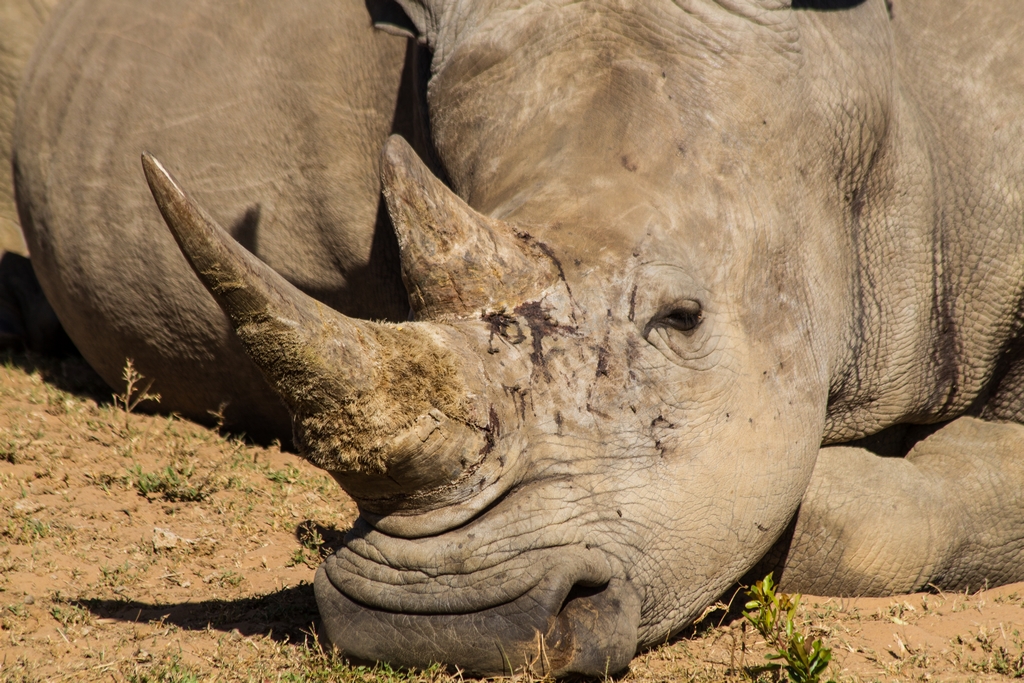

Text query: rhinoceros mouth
(315, 478), (642, 676)
(322, 540), (613, 615)
(315, 554), (642, 677)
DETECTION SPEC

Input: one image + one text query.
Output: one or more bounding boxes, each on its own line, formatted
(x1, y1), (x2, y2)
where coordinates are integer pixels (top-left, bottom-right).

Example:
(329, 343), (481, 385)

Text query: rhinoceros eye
(658, 301), (703, 333)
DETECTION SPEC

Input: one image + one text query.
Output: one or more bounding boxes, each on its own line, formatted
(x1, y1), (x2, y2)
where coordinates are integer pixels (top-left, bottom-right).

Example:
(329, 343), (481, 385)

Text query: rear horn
(381, 135), (559, 321)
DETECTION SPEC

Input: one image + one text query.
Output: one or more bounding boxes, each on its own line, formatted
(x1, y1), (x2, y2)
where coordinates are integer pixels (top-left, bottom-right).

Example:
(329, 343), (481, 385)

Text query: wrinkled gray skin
(0, 0), (62, 351)
(15, 0), (1024, 677)
(14, 0), (415, 436)
(0, 0), (58, 256)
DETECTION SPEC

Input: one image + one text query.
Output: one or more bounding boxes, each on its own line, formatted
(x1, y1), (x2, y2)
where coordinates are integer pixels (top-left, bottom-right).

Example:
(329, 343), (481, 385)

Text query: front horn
(381, 135), (559, 321)
(142, 152), (492, 506)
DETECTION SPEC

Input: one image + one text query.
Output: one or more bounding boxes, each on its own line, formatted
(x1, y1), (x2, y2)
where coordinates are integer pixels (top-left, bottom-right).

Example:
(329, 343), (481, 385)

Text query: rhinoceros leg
(762, 416), (1024, 595)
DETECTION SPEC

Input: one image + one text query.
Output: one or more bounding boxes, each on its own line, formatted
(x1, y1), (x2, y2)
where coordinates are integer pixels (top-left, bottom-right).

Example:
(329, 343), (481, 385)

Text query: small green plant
(287, 546), (319, 569)
(112, 358), (160, 432)
(0, 435), (19, 463)
(127, 652), (201, 683)
(298, 521), (326, 554)
(266, 464), (300, 484)
(744, 573), (833, 683)
(212, 570), (244, 588)
(98, 559), (146, 588)
(50, 602), (89, 628)
(7, 603), (29, 618)
(289, 521), (338, 570)
(0, 551), (20, 575)
(2, 516), (51, 544)
(952, 625), (1024, 677)
(130, 463), (212, 502)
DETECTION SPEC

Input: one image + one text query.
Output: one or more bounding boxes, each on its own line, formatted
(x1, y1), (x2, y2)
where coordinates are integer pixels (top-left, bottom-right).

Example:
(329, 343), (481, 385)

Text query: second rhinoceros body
(12, 0), (1024, 676)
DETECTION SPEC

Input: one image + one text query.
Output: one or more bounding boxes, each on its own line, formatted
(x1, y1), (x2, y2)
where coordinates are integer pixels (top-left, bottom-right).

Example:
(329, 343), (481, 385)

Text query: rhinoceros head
(145, 0), (893, 674)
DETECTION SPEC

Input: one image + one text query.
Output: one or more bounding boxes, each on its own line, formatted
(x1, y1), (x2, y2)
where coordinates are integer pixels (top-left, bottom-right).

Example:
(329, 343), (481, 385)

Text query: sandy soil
(1, 351), (1022, 682)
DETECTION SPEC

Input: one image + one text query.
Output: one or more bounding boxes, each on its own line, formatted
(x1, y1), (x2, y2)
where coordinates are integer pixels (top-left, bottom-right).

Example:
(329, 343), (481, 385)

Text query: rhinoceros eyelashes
(657, 301), (703, 333)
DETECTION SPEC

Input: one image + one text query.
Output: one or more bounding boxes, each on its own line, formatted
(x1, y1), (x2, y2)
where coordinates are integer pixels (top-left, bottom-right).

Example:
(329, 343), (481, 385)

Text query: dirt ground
(1, 351), (1023, 682)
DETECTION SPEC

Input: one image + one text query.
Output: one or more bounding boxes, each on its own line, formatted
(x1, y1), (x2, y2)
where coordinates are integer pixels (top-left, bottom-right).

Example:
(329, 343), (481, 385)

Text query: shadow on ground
(2, 349), (110, 403)
(295, 520), (349, 557)
(71, 583), (321, 644)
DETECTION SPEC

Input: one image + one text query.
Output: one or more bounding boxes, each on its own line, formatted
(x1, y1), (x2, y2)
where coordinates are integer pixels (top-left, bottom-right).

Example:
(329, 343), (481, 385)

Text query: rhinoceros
(11, 0), (1024, 676)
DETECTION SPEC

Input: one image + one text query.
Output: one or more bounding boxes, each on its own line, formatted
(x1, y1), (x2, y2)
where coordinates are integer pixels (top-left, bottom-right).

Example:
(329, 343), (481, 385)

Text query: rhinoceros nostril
(558, 580), (610, 614)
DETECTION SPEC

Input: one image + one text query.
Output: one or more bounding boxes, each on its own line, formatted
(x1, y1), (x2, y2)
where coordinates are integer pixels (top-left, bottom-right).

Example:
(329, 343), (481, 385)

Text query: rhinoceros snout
(314, 551), (641, 676)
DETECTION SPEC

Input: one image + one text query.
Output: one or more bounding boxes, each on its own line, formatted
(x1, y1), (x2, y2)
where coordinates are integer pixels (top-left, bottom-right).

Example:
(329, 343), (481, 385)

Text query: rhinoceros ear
(386, 0), (433, 42)
(368, 0), (421, 39)
(381, 135), (559, 321)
